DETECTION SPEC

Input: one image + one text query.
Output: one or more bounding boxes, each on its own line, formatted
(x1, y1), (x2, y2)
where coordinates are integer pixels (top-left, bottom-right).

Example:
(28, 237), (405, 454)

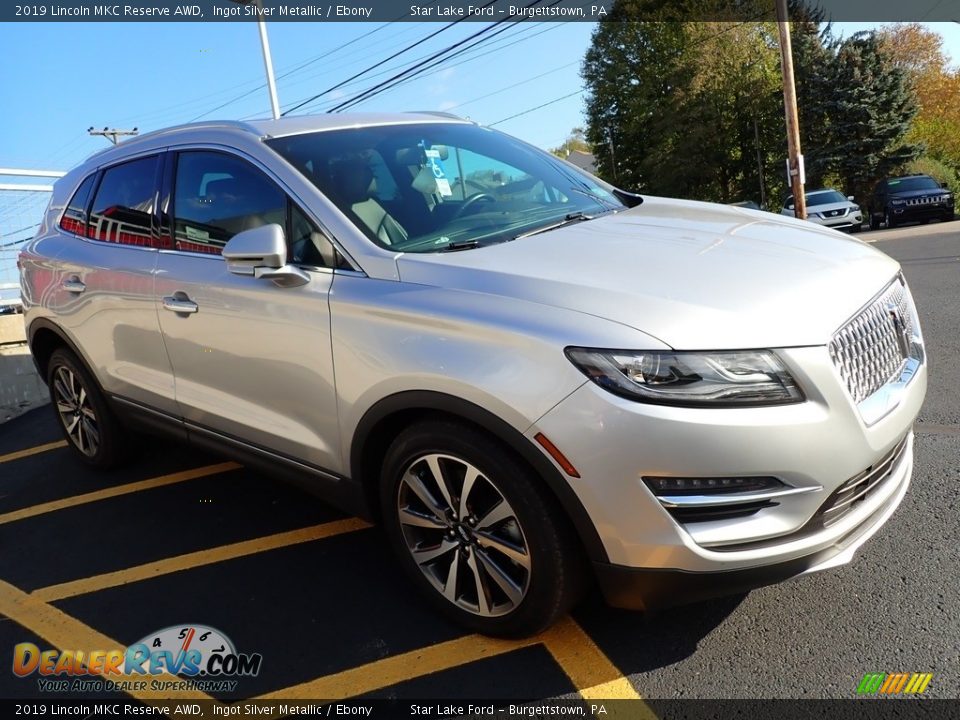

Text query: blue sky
(0, 19), (958, 289)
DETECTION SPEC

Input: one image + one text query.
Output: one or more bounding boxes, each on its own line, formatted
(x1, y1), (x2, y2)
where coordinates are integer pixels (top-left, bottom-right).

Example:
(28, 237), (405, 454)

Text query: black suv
(868, 174), (955, 229)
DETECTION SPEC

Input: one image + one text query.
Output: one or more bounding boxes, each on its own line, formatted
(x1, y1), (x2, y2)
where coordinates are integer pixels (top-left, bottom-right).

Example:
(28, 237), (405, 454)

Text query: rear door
(46, 154), (178, 414)
(154, 148), (341, 472)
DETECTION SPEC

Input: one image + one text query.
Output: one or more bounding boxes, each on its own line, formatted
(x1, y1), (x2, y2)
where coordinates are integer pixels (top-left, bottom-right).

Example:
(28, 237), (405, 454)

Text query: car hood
(395, 196), (900, 349)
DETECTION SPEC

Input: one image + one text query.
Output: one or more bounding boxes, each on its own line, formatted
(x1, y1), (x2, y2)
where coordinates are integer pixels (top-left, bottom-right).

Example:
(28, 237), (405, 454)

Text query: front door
(155, 149), (341, 472)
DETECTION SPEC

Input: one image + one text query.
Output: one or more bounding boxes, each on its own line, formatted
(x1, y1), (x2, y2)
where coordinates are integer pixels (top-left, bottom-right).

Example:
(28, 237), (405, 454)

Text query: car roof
(85, 112), (472, 163)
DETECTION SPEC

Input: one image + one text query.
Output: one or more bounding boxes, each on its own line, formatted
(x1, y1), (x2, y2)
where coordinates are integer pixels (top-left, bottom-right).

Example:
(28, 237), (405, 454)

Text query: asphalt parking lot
(0, 221), (958, 711)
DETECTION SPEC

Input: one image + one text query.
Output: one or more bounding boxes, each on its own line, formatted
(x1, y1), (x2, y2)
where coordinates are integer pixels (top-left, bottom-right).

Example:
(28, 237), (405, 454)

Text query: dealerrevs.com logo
(13, 624), (262, 693)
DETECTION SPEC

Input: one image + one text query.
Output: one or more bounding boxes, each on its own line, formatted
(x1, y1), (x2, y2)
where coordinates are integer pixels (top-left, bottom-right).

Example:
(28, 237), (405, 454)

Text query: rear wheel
(47, 348), (127, 468)
(380, 420), (585, 637)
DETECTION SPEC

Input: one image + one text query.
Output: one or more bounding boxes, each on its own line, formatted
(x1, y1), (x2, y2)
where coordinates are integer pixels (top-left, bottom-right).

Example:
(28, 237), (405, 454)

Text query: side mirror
(847, 195), (855, 202)
(942, 182), (950, 189)
(222, 224), (309, 288)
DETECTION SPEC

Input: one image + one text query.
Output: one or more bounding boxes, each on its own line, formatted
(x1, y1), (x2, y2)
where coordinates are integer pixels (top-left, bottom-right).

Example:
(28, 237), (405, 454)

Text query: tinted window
(173, 151), (286, 255)
(88, 157), (161, 247)
(806, 191), (847, 206)
(59, 174), (96, 236)
(887, 176), (940, 193)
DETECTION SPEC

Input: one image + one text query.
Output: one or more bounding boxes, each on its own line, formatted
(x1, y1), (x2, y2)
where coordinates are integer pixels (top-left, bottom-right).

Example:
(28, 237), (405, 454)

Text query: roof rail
(87, 119), (264, 160)
(405, 110), (469, 121)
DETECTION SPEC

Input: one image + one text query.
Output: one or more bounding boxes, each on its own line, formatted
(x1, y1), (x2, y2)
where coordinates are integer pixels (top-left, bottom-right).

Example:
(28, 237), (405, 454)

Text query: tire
(379, 420), (585, 637)
(869, 213), (880, 231)
(46, 347), (128, 469)
(885, 209), (897, 229)
(944, 212), (956, 223)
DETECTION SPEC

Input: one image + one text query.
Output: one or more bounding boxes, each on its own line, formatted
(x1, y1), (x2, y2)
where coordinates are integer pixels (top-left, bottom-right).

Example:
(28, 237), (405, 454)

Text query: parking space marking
(542, 617), (650, 706)
(0, 440), (68, 465)
(0, 462), (241, 526)
(33, 517), (371, 602)
(255, 633), (541, 701)
(252, 616), (653, 714)
(0, 578), (216, 703)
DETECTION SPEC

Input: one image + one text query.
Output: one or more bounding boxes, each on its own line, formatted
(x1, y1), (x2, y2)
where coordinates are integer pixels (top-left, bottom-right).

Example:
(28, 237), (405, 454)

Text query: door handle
(162, 295), (199, 315)
(62, 278), (86, 294)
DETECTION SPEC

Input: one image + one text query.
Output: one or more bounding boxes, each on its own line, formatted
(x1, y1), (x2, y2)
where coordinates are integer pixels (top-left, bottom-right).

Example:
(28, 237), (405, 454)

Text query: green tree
(819, 33), (921, 202)
(550, 128), (591, 158)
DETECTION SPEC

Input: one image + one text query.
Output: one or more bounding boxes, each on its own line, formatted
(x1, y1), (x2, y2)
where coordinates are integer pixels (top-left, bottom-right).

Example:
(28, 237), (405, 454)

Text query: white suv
(19, 114), (926, 636)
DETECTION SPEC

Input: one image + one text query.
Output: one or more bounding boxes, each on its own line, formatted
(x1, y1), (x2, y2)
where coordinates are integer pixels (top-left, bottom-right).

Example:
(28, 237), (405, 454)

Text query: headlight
(564, 348), (804, 407)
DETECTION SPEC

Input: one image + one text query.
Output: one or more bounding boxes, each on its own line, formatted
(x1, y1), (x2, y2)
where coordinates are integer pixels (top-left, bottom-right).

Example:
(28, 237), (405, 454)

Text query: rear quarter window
(58, 174), (97, 236)
(87, 156), (165, 248)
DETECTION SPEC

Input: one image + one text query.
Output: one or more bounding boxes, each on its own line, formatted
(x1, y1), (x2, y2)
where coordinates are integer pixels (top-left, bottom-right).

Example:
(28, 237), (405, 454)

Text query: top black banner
(3, 0), (959, 23)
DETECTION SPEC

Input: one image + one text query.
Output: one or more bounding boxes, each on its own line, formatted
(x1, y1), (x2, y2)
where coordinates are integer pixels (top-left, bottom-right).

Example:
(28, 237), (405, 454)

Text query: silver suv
(20, 114), (927, 637)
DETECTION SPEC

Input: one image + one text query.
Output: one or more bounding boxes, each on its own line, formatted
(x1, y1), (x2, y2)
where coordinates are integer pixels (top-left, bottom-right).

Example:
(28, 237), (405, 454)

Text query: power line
(282, 15), (479, 116)
(330, 0), (559, 114)
(443, 59), (579, 112)
(189, 16), (409, 122)
(488, 90), (585, 126)
(329, 12), (523, 112)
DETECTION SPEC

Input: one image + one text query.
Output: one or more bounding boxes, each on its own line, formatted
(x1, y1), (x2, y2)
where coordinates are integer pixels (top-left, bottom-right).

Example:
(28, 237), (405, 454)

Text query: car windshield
(887, 176), (940, 192)
(266, 123), (626, 252)
(806, 190), (848, 206)
(784, 190), (847, 208)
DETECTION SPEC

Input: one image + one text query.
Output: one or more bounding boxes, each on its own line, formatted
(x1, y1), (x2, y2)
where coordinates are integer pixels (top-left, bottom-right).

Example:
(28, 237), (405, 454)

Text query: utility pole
(87, 127), (138, 145)
(230, 0), (280, 119)
(775, 0), (806, 220)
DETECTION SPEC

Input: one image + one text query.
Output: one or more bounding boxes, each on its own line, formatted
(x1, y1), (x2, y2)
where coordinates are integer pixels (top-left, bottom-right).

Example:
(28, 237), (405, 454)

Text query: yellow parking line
(34, 517), (370, 602)
(0, 461), (240, 526)
(0, 440), (68, 465)
(0, 578), (216, 703)
(542, 617), (652, 708)
(255, 633), (539, 701)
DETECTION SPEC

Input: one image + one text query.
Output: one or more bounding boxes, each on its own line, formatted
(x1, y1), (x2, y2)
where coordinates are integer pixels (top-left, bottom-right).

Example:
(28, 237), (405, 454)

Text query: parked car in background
(729, 200), (761, 211)
(19, 114), (927, 637)
(781, 189), (863, 233)
(868, 174), (955, 229)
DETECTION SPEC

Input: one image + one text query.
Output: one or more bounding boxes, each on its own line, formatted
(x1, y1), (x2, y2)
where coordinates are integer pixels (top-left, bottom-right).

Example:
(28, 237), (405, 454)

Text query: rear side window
(172, 151), (286, 255)
(58, 174), (97, 236)
(88, 156), (164, 248)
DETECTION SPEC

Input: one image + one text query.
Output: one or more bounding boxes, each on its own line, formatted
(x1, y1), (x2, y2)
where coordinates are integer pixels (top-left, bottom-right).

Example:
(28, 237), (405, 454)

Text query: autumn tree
(879, 23), (960, 183)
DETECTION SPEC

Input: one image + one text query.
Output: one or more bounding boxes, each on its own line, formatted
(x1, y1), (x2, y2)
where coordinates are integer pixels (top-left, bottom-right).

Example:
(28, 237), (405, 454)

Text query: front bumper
(890, 202), (953, 222)
(808, 213), (862, 231)
(529, 344), (926, 603)
(593, 442), (909, 610)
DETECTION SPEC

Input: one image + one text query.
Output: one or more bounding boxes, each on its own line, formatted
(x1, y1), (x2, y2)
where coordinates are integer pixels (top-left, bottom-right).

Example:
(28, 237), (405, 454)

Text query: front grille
(816, 435), (909, 528)
(823, 208), (847, 218)
(904, 196), (942, 206)
(829, 278), (915, 403)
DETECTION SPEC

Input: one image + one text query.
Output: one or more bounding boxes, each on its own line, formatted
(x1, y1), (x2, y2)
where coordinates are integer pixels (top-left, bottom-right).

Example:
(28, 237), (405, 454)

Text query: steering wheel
(452, 192), (496, 220)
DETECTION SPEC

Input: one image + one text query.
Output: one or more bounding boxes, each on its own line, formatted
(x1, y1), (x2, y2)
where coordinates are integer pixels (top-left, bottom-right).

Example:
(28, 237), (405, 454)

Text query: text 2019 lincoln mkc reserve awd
(19, 114), (926, 636)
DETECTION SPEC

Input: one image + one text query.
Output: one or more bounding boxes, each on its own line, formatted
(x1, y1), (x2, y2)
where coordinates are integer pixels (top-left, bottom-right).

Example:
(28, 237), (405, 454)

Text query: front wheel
(47, 347), (128, 468)
(885, 209), (897, 229)
(380, 420), (585, 637)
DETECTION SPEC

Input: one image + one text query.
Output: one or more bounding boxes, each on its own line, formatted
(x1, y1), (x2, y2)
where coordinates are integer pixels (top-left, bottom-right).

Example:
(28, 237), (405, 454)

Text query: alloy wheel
(52, 365), (100, 457)
(396, 453), (531, 617)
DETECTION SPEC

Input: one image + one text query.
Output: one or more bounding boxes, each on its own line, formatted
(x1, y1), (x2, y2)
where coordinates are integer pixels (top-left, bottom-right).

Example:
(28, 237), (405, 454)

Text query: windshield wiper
(512, 212), (596, 241)
(438, 240), (482, 252)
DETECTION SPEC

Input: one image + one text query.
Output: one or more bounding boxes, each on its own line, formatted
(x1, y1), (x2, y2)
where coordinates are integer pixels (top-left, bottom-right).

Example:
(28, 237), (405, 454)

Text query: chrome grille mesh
(829, 279), (914, 403)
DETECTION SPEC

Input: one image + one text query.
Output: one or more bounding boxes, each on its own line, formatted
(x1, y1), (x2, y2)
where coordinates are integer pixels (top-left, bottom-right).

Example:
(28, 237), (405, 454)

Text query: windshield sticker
(424, 148), (453, 197)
